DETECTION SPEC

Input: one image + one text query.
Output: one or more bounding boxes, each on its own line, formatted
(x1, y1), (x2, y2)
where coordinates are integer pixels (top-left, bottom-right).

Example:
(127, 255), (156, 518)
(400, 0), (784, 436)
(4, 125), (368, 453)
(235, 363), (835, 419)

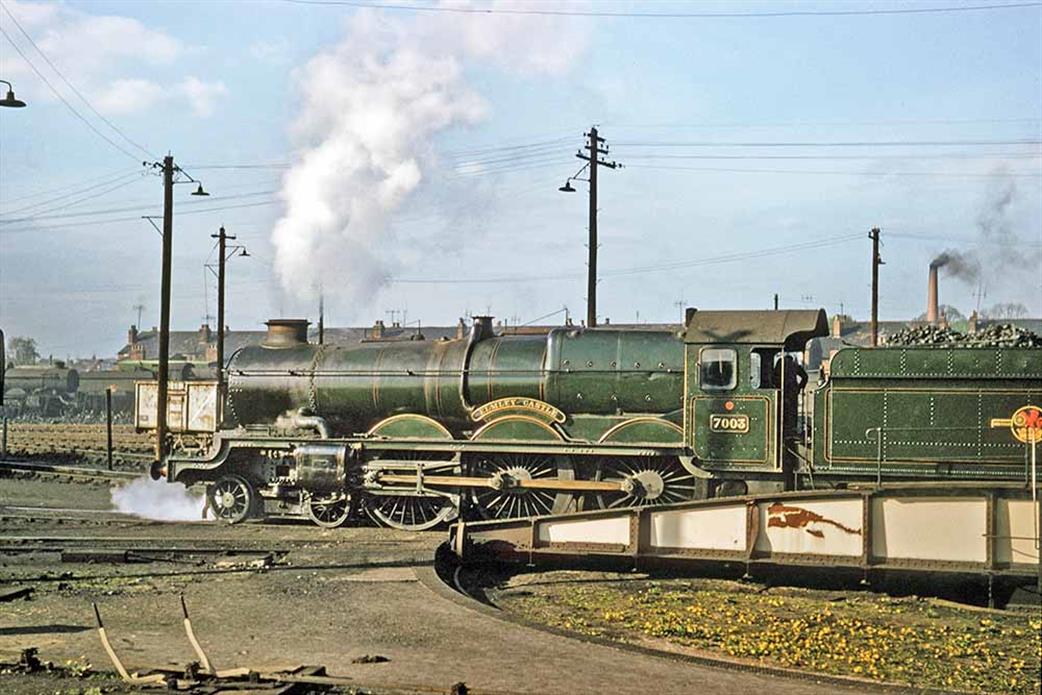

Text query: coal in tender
(882, 323), (1042, 348)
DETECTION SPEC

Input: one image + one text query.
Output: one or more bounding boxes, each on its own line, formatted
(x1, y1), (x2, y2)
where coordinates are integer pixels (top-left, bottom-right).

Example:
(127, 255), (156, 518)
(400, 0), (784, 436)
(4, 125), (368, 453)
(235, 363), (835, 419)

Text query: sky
(0, 0), (1040, 359)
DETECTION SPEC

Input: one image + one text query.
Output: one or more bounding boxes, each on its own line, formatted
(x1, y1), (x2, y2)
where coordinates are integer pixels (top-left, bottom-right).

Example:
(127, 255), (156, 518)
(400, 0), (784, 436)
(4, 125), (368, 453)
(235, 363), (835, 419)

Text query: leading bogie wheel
(307, 494), (352, 528)
(364, 494), (458, 531)
(207, 474), (256, 524)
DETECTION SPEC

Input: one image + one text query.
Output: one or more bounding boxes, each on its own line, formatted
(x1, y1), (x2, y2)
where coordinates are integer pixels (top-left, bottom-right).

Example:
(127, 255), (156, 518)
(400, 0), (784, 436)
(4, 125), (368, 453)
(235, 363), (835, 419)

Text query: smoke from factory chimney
(927, 264), (939, 325)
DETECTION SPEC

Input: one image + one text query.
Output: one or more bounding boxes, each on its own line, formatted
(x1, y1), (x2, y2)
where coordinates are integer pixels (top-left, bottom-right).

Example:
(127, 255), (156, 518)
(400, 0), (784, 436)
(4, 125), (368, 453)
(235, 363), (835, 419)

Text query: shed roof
(684, 309), (828, 349)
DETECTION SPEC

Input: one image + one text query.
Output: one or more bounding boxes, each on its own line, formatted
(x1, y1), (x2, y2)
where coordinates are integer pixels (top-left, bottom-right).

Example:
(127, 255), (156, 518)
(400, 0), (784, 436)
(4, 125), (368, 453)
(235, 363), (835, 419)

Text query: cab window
(700, 347), (737, 391)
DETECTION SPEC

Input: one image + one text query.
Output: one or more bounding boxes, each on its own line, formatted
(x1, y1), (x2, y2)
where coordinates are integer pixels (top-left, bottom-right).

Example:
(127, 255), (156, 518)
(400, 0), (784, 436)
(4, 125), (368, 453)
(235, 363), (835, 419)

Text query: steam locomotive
(148, 310), (1041, 529)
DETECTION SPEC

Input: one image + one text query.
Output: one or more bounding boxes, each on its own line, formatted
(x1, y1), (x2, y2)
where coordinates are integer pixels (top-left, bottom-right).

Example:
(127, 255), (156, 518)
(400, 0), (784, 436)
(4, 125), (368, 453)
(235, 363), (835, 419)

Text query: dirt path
(0, 476), (847, 694)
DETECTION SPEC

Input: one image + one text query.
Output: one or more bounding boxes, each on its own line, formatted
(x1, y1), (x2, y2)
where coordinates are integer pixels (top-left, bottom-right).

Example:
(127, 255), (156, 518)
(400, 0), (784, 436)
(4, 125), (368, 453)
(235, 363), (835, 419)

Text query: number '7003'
(709, 414), (750, 433)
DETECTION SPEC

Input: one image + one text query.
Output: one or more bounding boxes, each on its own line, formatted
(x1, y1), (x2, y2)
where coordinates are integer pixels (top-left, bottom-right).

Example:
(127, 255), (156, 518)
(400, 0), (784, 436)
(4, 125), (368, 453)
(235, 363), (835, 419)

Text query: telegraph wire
(282, 0), (1042, 19)
(443, 136), (573, 159)
(0, 199), (281, 234)
(0, 24), (141, 162)
(625, 164), (1042, 178)
(604, 117), (1042, 129)
(0, 170), (145, 216)
(620, 152), (1042, 161)
(389, 233), (864, 284)
(613, 138), (1042, 148)
(0, 167), (141, 206)
(0, 176), (149, 221)
(0, 0), (155, 159)
(0, 190), (279, 224)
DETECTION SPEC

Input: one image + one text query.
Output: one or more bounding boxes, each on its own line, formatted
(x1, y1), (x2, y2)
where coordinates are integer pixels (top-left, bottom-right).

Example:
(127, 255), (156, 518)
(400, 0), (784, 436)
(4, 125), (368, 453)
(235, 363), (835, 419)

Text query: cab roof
(683, 309), (828, 349)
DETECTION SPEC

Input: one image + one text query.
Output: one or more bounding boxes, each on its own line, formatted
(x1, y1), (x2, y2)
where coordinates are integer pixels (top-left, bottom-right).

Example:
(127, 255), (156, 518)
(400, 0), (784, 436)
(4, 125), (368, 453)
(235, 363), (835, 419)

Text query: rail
(0, 459), (141, 482)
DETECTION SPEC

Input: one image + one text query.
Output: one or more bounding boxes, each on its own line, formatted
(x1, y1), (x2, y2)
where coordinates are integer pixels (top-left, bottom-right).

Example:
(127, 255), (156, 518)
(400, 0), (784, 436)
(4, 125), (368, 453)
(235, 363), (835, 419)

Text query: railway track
(0, 459), (142, 483)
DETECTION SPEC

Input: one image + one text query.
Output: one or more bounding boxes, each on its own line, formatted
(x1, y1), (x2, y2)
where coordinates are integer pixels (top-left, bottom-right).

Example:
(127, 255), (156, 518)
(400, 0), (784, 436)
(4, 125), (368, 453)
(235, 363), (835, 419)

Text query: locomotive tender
(147, 309), (1041, 529)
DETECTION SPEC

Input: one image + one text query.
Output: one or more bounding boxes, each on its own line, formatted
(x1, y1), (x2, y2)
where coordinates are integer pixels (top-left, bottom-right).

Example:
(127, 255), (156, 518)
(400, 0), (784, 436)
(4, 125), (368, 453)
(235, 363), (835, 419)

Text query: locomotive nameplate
(709, 413), (750, 434)
(471, 397), (567, 424)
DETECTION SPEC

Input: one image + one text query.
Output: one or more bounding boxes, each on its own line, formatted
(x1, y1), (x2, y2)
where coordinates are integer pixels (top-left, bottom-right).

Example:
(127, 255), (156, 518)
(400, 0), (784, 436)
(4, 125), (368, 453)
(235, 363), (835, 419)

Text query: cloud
(250, 38), (291, 65)
(94, 78), (166, 115)
(2, 0), (223, 117)
(178, 77), (228, 118)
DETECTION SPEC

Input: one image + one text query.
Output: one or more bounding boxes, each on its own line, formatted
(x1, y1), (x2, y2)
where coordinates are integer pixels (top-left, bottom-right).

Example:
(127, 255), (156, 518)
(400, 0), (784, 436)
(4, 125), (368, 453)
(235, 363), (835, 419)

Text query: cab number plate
(709, 414), (750, 433)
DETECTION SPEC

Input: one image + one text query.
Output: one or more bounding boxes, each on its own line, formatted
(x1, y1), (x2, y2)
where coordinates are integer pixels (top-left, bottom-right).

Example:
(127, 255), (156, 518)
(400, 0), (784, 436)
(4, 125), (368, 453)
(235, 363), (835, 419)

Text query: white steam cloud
(271, 3), (587, 304)
(111, 477), (208, 522)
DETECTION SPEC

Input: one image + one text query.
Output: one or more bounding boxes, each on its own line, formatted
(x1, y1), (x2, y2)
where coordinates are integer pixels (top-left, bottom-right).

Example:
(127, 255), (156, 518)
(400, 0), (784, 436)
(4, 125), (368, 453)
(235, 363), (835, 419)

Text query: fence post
(1, 415), (7, 458)
(105, 388), (113, 471)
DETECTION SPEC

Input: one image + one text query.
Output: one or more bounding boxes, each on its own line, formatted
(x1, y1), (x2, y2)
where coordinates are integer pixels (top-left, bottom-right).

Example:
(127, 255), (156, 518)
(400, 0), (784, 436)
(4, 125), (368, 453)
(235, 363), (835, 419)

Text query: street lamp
(0, 80), (26, 108)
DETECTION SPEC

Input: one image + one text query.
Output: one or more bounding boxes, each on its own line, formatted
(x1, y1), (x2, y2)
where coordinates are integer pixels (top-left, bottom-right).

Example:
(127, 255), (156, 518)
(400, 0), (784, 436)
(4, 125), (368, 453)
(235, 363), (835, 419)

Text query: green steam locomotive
(151, 310), (1041, 529)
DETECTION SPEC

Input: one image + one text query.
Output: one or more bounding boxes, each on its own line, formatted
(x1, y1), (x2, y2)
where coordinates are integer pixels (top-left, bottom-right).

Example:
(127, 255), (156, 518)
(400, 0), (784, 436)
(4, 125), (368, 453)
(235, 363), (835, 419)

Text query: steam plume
(111, 477), (207, 521)
(271, 6), (585, 305)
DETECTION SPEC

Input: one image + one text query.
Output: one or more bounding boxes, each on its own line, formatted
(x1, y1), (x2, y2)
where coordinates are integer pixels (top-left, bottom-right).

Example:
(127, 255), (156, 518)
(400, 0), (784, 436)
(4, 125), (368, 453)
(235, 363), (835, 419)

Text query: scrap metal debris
(90, 598), (362, 692)
(350, 654), (389, 664)
(0, 586), (33, 602)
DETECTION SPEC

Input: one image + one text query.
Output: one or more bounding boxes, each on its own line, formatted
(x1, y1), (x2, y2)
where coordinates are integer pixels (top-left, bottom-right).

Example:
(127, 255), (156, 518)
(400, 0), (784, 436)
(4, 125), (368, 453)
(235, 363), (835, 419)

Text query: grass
(500, 575), (1041, 693)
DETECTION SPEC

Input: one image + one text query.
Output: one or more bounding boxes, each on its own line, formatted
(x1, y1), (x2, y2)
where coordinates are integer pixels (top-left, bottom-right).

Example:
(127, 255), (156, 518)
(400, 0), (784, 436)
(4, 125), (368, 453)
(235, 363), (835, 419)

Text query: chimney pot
(263, 319), (310, 348)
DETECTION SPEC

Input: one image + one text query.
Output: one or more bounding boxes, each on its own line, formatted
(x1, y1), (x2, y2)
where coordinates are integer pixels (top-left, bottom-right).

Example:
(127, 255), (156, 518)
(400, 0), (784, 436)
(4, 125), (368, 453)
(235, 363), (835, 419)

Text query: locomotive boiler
(149, 310), (1041, 530)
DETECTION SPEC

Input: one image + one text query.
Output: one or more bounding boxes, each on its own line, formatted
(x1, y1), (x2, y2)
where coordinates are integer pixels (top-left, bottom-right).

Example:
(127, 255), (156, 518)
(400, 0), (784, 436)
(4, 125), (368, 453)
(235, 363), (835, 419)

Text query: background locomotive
(2, 362), (197, 420)
(145, 310), (1041, 530)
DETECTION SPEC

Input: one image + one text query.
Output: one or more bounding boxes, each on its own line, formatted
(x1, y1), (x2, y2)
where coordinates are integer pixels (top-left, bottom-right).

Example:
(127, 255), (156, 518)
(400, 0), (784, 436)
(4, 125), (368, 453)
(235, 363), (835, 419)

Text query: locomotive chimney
(927, 263), (939, 325)
(263, 319), (310, 348)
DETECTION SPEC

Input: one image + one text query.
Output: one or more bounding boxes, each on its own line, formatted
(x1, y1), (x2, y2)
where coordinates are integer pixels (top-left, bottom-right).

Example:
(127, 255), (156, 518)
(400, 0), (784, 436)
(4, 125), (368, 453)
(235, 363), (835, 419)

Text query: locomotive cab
(682, 309), (828, 493)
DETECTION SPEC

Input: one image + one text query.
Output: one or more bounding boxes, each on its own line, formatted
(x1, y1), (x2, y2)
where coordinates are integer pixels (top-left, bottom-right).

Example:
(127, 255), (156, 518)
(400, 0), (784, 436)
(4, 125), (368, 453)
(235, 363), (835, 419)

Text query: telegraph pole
(318, 293), (325, 345)
(155, 155), (174, 467)
(148, 155), (208, 475)
(869, 228), (883, 347)
(212, 226), (233, 398)
(571, 127), (618, 328)
(208, 226), (247, 407)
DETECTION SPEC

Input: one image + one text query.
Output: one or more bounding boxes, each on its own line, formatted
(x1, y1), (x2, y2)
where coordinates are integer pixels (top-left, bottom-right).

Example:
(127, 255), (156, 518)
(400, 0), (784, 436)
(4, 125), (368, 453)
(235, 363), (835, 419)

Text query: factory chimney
(927, 264), (940, 325)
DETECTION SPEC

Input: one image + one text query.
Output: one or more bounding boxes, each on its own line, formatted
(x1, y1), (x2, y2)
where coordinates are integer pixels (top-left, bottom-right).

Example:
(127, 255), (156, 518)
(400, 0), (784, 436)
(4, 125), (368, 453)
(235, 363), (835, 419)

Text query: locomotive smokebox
(263, 319), (310, 348)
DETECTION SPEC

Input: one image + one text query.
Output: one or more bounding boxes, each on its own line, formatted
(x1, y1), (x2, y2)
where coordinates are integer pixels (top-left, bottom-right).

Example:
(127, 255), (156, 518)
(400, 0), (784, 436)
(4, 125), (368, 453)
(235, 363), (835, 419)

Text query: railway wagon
(148, 310), (1041, 529)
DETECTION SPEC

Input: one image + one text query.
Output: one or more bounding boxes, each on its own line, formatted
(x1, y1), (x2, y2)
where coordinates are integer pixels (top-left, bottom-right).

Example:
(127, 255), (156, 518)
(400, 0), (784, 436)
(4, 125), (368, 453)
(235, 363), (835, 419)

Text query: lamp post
(147, 156), (208, 477)
(0, 80), (26, 108)
(207, 226), (248, 413)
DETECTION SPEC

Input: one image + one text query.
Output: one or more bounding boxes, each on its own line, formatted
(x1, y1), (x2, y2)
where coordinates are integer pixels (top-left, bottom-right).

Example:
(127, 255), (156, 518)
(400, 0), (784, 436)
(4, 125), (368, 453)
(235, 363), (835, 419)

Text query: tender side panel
(826, 386), (1034, 466)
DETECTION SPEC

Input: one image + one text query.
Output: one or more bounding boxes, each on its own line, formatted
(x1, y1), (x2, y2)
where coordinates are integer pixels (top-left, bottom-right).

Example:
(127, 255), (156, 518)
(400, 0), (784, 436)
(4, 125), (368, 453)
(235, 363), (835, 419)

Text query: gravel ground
(0, 475), (854, 694)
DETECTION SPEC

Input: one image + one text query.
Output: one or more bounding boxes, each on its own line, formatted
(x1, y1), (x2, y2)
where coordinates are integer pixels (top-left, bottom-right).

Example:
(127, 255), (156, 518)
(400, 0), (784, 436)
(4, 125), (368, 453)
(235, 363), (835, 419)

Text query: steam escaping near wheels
(110, 476), (207, 522)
